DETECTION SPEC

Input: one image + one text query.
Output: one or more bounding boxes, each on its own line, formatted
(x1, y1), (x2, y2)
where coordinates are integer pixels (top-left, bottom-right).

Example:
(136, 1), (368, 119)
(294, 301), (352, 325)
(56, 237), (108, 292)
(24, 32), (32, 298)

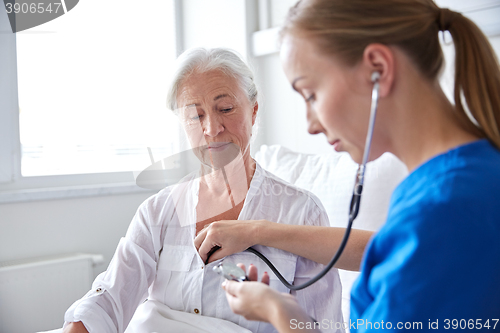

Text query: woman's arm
(63, 199), (162, 331)
(194, 219), (373, 271)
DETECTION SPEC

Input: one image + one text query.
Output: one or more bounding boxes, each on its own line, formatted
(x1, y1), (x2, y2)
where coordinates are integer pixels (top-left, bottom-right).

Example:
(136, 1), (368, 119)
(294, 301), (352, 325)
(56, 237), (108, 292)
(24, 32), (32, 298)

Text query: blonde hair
(281, 0), (500, 149)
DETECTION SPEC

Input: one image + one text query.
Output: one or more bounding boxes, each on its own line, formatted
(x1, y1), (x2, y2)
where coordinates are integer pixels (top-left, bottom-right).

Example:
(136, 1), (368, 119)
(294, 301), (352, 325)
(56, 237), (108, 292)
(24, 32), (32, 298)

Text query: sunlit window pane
(17, 0), (179, 176)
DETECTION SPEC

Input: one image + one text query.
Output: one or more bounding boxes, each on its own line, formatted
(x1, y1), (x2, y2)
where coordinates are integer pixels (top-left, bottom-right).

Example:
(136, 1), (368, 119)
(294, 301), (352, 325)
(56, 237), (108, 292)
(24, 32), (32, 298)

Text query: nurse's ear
(361, 43), (395, 98)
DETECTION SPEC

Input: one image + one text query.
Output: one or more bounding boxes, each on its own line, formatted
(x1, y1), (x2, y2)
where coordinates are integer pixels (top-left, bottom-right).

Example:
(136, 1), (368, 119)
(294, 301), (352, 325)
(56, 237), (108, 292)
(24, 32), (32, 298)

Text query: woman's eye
(305, 94), (315, 103)
(184, 113), (201, 122)
(220, 107), (233, 113)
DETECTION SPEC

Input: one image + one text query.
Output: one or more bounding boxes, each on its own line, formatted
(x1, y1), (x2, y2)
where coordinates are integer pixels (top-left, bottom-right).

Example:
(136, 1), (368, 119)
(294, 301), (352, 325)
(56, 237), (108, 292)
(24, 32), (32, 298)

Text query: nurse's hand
(222, 263), (273, 322)
(223, 264), (319, 333)
(195, 219), (267, 263)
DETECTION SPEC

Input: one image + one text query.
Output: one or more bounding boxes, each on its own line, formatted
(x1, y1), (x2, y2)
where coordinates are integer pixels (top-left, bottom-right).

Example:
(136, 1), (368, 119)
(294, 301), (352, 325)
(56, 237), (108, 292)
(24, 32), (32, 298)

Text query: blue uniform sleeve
(350, 194), (500, 332)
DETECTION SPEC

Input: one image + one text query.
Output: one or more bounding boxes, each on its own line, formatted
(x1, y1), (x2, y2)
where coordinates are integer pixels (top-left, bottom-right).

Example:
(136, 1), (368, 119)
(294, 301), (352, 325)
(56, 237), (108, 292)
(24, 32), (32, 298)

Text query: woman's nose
(203, 114), (224, 137)
(306, 107), (324, 135)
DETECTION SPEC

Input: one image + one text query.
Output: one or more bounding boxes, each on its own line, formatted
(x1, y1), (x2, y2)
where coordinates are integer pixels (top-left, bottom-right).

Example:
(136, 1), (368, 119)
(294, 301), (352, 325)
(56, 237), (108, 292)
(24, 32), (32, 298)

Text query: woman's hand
(194, 220), (266, 263)
(223, 264), (319, 332)
(63, 321), (89, 333)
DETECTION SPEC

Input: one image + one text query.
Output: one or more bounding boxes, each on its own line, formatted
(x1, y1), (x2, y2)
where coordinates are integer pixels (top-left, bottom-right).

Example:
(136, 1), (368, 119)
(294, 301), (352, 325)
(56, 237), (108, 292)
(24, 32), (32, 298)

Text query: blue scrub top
(350, 139), (500, 331)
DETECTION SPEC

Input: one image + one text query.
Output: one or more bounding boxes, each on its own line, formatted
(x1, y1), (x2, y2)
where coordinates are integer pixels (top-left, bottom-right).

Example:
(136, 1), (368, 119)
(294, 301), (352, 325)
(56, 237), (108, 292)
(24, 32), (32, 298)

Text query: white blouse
(64, 162), (343, 332)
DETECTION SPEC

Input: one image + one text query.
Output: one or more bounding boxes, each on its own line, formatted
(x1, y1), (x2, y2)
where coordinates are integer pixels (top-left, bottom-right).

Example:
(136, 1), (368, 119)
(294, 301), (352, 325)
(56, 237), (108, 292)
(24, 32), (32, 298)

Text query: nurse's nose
(204, 113), (224, 137)
(306, 106), (324, 135)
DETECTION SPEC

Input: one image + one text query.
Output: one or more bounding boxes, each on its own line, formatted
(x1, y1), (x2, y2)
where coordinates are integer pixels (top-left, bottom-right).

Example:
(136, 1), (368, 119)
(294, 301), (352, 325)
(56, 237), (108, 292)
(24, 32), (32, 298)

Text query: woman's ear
(362, 44), (395, 97)
(251, 101), (259, 125)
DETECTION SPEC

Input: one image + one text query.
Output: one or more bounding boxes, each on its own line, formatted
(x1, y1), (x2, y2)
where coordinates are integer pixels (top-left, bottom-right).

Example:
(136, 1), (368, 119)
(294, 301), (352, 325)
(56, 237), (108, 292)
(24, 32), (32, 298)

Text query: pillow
(255, 144), (408, 231)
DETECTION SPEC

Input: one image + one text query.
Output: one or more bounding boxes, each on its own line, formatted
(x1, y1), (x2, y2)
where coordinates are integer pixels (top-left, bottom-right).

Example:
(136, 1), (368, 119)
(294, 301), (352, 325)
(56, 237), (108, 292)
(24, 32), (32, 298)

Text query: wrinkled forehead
(176, 69), (244, 108)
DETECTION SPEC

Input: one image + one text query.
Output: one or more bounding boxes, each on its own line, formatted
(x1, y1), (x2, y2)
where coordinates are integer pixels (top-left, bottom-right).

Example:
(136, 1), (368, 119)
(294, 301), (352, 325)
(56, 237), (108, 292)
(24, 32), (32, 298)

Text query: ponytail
(444, 11), (500, 149)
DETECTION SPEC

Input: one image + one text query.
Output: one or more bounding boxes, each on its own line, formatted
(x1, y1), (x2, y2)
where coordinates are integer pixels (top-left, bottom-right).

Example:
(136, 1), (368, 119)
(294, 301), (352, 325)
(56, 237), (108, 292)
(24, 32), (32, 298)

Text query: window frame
(0, 0), (184, 203)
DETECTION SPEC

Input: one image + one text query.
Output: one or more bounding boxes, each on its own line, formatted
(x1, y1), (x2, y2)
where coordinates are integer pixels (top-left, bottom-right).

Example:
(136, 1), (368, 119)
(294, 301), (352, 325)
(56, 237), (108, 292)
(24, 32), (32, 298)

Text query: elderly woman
(62, 48), (351, 333)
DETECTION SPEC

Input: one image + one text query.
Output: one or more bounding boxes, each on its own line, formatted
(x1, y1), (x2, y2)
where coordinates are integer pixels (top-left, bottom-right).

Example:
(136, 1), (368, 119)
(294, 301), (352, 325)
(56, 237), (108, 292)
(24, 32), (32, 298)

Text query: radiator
(0, 253), (104, 333)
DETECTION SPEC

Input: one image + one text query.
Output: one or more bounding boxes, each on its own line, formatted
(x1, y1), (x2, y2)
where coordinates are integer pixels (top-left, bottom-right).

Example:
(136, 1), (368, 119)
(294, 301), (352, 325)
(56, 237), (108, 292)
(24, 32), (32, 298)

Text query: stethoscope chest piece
(213, 262), (249, 282)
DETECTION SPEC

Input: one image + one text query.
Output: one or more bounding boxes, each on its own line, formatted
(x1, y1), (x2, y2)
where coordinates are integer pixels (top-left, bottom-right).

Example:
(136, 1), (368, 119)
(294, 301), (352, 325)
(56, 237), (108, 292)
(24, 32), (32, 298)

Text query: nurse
(195, 0), (500, 330)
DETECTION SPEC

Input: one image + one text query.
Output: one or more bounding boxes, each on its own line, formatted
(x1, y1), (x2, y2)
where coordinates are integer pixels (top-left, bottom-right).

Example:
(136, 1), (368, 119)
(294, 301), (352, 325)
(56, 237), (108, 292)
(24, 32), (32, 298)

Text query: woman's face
(176, 70), (257, 168)
(280, 34), (374, 163)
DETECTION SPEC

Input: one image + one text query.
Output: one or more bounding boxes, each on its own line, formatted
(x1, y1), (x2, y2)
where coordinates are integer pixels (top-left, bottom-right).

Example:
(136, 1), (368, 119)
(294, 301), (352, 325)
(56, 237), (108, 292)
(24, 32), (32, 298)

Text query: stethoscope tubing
(244, 74), (380, 290)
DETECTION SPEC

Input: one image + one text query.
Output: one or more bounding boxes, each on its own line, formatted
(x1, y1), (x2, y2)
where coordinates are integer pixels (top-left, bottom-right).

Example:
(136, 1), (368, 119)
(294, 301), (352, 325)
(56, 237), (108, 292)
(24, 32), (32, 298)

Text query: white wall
(0, 192), (155, 276)
(181, 0), (249, 56)
(252, 53), (333, 155)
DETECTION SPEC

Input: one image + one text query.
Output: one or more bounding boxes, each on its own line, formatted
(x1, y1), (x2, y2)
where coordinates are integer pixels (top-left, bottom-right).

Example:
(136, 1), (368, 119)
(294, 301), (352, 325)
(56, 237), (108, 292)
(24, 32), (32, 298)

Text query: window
(17, 0), (179, 176)
(0, 0), (181, 199)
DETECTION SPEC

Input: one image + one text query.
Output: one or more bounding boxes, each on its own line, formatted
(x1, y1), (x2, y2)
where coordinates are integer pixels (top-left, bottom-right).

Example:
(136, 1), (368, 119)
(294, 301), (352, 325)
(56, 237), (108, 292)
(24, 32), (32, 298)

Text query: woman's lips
(330, 140), (341, 151)
(207, 142), (230, 151)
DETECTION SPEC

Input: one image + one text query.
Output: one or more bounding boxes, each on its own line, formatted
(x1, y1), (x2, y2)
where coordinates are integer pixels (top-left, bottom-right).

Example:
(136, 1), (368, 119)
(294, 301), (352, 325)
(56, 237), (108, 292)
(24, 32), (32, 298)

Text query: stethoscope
(214, 71), (381, 290)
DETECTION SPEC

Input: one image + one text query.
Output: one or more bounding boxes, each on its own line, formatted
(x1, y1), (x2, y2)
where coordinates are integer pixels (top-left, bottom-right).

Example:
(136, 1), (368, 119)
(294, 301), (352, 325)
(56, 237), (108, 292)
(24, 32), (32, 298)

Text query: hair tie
(437, 8), (459, 31)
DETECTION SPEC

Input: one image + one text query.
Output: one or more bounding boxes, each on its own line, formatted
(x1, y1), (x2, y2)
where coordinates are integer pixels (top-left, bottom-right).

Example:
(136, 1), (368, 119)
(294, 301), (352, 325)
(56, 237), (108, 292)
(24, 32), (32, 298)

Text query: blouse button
(194, 308), (200, 314)
(96, 288), (102, 293)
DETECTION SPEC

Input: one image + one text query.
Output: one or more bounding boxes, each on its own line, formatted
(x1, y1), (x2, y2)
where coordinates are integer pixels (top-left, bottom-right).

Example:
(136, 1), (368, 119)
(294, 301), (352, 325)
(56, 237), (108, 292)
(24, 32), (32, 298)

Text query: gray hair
(166, 47), (259, 112)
